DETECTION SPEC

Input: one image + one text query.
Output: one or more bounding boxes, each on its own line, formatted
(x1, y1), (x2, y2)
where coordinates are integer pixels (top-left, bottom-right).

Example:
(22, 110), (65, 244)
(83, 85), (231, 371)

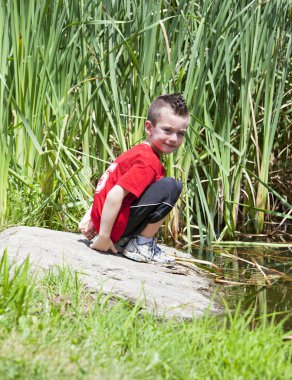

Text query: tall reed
(0, 0), (290, 244)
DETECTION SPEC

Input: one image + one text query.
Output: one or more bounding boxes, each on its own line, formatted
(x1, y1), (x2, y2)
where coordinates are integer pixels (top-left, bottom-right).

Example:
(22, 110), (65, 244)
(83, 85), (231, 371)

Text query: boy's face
(145, 107), (189, 156)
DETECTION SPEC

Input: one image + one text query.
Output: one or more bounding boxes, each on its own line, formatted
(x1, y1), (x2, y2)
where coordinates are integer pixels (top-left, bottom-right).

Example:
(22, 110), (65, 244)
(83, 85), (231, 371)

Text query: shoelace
(148, 239), (162, 260)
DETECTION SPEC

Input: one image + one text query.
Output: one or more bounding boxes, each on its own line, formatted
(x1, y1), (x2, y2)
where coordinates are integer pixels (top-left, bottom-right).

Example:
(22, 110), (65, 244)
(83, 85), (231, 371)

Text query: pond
(190, 246), (292, 330)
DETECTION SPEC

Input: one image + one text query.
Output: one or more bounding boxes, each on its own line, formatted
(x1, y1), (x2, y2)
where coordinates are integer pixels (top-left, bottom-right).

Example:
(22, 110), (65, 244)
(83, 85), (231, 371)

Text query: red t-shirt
(91, 143), (165, 242)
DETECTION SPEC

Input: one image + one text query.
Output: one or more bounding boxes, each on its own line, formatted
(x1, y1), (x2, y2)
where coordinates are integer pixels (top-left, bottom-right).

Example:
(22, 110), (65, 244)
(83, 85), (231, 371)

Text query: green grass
(0, 253), (291, 380)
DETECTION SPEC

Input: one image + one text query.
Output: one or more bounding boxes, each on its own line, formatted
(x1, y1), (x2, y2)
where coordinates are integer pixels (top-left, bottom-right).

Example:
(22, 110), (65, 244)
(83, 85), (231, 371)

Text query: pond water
(191, 246), (292, 330)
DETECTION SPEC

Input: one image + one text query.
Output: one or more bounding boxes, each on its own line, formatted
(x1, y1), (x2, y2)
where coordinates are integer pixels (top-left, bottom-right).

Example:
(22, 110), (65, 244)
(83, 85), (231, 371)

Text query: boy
(79, 93), (189, 263)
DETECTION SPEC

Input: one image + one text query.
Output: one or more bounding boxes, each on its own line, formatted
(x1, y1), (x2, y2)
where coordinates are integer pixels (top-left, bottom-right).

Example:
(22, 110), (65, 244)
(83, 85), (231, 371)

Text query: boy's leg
(119, 177), (182, 263)
(138, 218), (166, 238)
(121, 177), (182, 239)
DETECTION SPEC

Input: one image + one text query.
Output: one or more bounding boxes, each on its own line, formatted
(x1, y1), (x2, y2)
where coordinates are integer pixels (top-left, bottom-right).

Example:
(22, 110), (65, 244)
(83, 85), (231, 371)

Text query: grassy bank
(0, 253), (291, 380)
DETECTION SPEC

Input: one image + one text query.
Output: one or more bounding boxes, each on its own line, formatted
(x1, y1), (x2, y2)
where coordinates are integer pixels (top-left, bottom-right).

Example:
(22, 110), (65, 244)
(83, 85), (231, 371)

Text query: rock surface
(0, 226), (220, 318)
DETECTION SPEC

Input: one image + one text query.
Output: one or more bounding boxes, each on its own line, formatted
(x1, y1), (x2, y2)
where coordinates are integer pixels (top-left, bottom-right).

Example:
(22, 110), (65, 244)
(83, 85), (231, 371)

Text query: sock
(137, 235), (153, 245)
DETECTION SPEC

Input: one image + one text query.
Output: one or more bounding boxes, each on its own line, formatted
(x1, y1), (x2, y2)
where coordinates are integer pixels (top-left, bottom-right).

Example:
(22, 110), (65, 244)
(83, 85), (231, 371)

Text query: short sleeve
(116, 160), (156, 198)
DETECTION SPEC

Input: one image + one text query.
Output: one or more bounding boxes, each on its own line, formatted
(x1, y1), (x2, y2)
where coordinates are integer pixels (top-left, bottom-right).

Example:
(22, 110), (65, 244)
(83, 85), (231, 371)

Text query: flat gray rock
(0, 226), (220, 318)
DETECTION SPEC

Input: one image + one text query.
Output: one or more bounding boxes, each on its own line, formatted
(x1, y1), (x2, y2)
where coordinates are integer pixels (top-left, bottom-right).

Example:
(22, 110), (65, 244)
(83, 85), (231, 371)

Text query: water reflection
(190, 246), (292, 330)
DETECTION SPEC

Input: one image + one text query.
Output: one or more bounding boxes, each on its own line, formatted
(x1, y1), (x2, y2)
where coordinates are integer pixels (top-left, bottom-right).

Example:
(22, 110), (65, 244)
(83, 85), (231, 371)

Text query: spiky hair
(147, 93), (189, 125)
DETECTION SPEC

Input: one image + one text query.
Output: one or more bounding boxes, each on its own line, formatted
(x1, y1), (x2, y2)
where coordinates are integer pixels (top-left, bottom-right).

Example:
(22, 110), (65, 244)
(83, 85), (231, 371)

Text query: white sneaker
(123, 237), (175, 264)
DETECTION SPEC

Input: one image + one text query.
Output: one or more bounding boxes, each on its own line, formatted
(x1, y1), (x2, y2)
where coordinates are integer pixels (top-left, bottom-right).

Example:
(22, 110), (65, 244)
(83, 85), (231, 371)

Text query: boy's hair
(147, 93), (189, 125)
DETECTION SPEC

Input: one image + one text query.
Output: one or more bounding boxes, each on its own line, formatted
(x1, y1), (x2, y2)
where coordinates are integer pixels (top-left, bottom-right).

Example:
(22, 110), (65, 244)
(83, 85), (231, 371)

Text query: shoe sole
(121, 249), (148, 263)
(151, 257), (176, 264)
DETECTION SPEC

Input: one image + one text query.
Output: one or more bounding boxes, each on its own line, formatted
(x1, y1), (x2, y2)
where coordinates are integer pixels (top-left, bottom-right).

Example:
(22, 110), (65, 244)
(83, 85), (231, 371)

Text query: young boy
(79, 93), (189, 263)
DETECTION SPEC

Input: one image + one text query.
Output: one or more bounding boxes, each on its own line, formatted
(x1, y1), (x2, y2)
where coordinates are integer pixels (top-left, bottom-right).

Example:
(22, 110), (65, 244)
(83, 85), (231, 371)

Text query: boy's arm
(90, 185), (129, 253)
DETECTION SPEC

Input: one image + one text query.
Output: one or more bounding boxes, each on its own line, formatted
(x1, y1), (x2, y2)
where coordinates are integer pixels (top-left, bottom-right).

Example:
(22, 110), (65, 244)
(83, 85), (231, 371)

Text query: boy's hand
(79, 206), (97, 240)
(90, 235), (118, 254)
(81, 219), (96, 240)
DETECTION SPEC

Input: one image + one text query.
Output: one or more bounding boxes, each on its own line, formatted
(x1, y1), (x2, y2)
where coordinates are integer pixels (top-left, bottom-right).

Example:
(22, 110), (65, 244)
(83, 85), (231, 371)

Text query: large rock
(0, 226), (220, 318)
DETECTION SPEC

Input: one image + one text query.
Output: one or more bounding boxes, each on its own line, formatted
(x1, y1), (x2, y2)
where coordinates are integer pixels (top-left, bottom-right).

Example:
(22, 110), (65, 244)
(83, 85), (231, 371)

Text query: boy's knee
(157, 177), (182, 203)
(161, 177), (182, 193)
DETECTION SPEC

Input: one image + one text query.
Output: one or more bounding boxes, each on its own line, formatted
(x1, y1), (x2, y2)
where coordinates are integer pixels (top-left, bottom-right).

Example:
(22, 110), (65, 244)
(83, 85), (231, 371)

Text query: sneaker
(114, 236), (132, 253)
(119, 237), (148, 262)
(123, 237), (175, 264)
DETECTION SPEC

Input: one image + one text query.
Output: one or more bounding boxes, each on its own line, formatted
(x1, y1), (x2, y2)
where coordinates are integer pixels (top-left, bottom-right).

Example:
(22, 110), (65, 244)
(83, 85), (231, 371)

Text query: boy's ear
(145, 120), (152, 135)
